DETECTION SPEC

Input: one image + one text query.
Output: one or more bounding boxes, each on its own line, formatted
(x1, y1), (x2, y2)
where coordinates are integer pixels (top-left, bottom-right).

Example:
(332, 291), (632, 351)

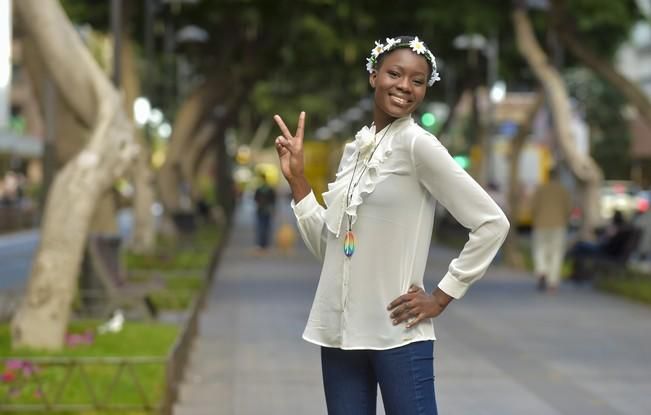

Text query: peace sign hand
(273, 112), (306, 184)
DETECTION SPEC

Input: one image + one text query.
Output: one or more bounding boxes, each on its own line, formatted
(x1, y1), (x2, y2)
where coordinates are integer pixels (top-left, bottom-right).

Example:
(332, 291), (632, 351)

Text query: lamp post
(453, 33), (501, 185)
(111, 0), (122, 86)
(0, 0), (12, 129)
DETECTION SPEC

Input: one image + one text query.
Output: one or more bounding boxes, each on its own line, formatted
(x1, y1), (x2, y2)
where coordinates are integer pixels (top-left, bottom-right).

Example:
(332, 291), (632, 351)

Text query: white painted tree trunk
(513, 8), (603, 240)
(10, 0), (138, 350)
(130, 148), (157, 253)
(121, 38), (156, 254)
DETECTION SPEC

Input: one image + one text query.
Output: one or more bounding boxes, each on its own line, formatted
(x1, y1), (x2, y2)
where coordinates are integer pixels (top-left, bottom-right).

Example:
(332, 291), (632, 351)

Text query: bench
(569, 226), (642, 282)
(79, 235), (160, 318)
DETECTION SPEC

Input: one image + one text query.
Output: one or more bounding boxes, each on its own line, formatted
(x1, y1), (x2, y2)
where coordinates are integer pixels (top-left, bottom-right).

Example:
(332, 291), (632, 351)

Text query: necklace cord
(344, 122), (394, 231)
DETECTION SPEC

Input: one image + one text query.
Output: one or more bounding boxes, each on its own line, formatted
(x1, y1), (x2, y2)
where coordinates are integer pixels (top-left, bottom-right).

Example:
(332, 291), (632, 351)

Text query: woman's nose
(396, 77), (411, 92)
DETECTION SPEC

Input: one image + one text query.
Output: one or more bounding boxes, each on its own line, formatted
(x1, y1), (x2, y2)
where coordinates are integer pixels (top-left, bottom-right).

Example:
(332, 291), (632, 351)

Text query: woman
(273, 35), (509, 415)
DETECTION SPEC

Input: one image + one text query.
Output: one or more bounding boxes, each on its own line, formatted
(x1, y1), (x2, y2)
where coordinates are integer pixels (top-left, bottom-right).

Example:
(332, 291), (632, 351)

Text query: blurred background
(2, 0), (651, 351)
(1, 0), (651, 413)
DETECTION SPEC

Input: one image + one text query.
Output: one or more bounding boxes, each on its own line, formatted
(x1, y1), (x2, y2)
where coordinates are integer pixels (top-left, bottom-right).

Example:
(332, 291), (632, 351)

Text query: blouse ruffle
(322, 116), (413, 237)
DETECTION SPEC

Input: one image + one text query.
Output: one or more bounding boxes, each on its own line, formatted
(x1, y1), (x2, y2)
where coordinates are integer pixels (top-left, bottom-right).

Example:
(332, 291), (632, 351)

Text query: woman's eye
(388, 71), (399, 78)
(413, 80), (425, 86)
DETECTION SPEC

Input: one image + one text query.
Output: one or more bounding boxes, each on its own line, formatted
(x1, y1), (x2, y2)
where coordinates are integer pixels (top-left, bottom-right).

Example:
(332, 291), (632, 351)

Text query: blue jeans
(321, 341), (437, 415)
(255, 212), (272, 248)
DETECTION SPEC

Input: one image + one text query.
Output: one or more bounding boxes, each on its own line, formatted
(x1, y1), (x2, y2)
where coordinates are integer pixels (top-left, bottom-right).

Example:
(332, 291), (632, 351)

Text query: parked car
(599, 180), (641, 224)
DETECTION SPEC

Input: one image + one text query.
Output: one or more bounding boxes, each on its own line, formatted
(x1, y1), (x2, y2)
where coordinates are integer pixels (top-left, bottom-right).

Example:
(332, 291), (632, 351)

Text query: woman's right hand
(273, 112), (306, 184)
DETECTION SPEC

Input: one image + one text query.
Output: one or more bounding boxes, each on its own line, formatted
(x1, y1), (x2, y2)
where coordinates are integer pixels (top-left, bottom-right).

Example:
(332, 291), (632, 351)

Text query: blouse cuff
(438, 272), (470, 299)
(291, 191), (321, 220)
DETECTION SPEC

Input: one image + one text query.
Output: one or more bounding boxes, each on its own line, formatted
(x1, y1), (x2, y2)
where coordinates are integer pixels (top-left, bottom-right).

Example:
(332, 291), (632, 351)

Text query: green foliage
(60, 0), (110, 30)
(58, 0), (644, 146)
(568, 0), (641, 58)
(566, 68), (632, 179)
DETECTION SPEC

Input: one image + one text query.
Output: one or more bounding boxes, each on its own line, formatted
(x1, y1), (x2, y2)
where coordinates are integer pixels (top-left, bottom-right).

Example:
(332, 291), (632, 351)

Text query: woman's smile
(389, 93), (412, 107)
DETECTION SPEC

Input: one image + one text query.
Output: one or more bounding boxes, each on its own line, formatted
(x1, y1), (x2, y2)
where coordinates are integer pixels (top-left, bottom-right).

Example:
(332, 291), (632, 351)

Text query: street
(0, 229), (38, 290)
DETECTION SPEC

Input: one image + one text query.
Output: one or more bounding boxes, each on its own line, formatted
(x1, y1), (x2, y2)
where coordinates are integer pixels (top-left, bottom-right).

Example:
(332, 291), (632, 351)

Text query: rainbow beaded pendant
(343, 231), (356, 257)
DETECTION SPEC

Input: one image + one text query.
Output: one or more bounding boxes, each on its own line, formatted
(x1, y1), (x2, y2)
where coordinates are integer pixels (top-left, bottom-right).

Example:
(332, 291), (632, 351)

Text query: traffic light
(453, 155), (471, 169)
(420, 112), (437, 129)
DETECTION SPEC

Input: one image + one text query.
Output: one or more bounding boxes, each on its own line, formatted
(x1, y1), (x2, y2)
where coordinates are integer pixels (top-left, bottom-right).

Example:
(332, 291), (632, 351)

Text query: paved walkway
(175, 197), (651, 415)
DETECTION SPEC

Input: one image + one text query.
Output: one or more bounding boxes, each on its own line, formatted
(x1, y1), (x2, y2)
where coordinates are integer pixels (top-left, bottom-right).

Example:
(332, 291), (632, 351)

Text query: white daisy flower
(384, 37), (399, 50)
(409, 36), (427, 54)
(366, 57), (375, 73)
(426, 50), (436, 65)
(371, 41), (384, 57)
(429, 71), (441, 85)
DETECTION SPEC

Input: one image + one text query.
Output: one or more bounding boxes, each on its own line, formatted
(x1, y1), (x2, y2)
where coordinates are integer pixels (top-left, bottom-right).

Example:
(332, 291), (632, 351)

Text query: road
(0, 229), (38, 290)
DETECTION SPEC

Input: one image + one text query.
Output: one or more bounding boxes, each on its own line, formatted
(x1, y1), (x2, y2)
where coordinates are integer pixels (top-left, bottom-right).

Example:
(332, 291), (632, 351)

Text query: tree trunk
(121, 37), (156, 253)
(158, 78), (228, 214)
(504, 92), (545, 268)
(215, 128), (235, 218)
(512, 8), (603, 240)
(130, 149), (156, 253)
(23, 22), (119, 235)
(11, 0), (138, 350)
(180, 121), (216, 199)
(550, 0), (651, 130)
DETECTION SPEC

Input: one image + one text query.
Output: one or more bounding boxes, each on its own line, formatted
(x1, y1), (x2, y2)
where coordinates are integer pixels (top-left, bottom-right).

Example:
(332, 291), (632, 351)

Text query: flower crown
(366, 36), (440, 87)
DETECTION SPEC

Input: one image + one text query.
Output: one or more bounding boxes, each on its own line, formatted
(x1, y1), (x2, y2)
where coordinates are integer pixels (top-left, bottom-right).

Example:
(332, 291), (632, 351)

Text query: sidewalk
(174, 198), (651, 415)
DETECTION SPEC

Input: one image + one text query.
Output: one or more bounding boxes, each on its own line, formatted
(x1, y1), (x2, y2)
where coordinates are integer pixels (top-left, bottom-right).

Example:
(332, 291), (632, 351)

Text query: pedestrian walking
(531, 167), (572, 293)
(253, 172), (276, 253)
(273, 35), (509, 415)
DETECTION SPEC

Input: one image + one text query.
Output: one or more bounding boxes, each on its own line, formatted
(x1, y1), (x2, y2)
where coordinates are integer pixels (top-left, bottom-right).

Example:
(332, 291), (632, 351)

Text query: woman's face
(370, 48), (429, 120)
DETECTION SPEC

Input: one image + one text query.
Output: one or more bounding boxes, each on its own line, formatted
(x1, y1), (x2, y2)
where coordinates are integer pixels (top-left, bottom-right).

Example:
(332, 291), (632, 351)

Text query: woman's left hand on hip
(387, 285), (446, 328)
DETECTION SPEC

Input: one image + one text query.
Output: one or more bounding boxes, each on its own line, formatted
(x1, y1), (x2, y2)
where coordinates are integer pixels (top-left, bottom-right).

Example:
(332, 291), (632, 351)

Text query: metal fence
(1, 356), (166, 413)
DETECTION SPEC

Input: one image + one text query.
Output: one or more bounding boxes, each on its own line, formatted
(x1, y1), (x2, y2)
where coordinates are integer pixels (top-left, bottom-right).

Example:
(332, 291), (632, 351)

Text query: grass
(124, 223), (221, 311)
(595, 273), (651, 305)
(149, 273), (205, 310)
(125, 224), (219, 271)
(0, 320), (179, 414)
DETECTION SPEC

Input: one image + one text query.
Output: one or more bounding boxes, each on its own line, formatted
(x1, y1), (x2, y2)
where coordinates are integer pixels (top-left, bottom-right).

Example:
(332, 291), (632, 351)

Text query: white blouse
(292, 116), (509, 350)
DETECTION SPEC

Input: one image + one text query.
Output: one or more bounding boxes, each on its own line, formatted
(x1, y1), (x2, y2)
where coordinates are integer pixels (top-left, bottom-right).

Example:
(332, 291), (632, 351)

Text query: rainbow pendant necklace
(343, 122), (393, 257)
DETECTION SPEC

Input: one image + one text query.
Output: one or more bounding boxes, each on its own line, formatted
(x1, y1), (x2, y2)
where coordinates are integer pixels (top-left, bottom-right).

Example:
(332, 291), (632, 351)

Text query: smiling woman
(370, 48), (429, 131)
(272, 35), (510, 415)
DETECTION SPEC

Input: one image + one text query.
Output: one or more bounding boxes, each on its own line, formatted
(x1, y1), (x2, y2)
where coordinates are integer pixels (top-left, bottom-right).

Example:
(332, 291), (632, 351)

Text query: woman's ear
(369, 71), (377, 88)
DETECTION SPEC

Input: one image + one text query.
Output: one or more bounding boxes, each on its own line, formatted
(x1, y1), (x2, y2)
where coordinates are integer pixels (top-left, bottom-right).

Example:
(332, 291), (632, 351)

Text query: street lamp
(134, 97), (152, 126)
(111, 0), (122, 86)
(0, 0), (12, 129)
(453, 32), (501, 185)
(176, 25), (209, 43)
